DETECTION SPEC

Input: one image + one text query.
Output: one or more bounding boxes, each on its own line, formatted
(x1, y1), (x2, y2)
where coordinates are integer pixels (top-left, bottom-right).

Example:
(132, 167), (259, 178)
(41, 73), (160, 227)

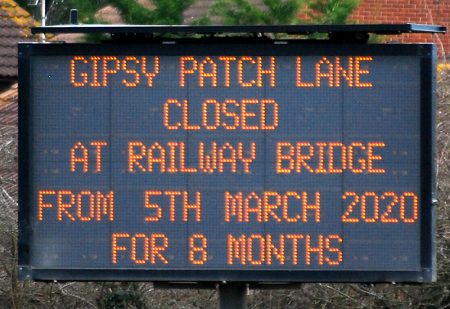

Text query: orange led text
(112, 232), (169, 264)
(144, 190), (201, 222)
(276, 141), (386, 174)
(128, 141), (256, 174)
(296, 56), (373, 88)
(342, 191), (419, 223)
(227, 233), (343, 266)
(180, 56), (276, 88)
(224, 191), (320, 223)
(70, 141), (108, 173)
(70, 56), (159, 87)
(38, 190), (114, 222)
(163, 98), (278, 131)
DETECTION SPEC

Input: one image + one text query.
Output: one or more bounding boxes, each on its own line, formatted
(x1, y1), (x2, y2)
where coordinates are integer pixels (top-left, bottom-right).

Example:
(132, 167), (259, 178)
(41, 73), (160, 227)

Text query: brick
(349, 0), (449, 56)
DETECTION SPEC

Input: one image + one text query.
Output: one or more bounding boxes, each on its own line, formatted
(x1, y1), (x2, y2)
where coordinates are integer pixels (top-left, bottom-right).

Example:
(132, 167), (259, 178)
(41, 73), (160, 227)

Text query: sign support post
(218, 283), (247, 309)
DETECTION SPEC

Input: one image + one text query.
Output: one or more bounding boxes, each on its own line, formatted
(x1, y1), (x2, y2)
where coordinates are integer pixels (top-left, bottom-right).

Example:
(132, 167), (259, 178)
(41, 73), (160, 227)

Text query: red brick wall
(350, 0), (449, 56)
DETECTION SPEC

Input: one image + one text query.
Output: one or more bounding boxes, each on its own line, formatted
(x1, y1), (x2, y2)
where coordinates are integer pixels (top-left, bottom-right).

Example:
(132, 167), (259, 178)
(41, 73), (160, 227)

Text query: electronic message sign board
(18, 41), (436, 283)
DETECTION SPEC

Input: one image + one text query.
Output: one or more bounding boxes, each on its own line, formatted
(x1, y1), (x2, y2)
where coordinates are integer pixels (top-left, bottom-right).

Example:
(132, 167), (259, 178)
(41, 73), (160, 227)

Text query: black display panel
(18, 42), (436, 282)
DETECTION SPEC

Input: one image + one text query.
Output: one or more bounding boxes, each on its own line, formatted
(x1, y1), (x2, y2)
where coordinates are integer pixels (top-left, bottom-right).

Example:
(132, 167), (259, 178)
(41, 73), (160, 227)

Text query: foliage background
(15, 0), (359, 26)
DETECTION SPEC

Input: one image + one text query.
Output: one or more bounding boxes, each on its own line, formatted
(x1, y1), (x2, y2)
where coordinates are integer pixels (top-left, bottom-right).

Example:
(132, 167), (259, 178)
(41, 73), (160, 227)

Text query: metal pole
(218, 283), (247, 309)
(40, 0), (46, 41)
(70, 9), (78, 25)
(40, 0), (45, 26)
